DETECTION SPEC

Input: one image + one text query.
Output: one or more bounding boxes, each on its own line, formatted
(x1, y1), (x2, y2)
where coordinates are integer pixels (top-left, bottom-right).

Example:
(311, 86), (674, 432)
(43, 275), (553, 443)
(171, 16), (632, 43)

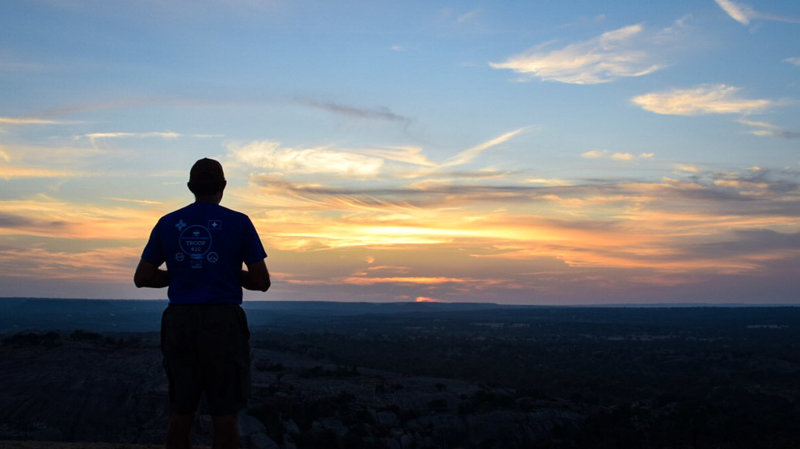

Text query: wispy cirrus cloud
(83, 131), (181, 145)
(342, 276), (468, 285)
(0, 58), (46, 71)
(457, 9), (480, 23)
(581, 150), (654, 161)
(714, 0), (755, 25)
(0, 143), (107, 173)
(105, 197), (164, 206)
(360, 146), (437, 168)
(440, 128), (525, 168)
(0, 165), (79, 179)
(249, 175), (544, 210)
(0, 116), (70, 132)
(0, 147), (84, 179)
(784, 57), (800, 67)
(714, 0), (800, 25)
(230, 141), (384, 178)
(229, 129), (525, 180)
(0, 117), (62, 125)
(632, 84), (772, 115)
(296, 98), (412, 125)
(490, 24), (663, 84)
(675, 164), (699, 174)
(0, 196), (159, 240)
(739, 119), (800, 139)
(524, 177), (573, 186)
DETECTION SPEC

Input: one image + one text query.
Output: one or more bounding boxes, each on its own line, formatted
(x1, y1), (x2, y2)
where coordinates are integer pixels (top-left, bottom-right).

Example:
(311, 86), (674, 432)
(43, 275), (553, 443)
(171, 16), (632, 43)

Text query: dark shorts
(160, 303), (251, 415)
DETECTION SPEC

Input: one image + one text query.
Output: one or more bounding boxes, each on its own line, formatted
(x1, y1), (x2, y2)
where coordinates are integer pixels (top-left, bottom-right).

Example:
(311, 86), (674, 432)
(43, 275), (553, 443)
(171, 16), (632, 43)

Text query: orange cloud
(0, 246), (140, 281)
(0, 196), (166, 241)
(343, 276), (467, 285)
(416, 296), (444, 302)
(228, 164), (800, 287)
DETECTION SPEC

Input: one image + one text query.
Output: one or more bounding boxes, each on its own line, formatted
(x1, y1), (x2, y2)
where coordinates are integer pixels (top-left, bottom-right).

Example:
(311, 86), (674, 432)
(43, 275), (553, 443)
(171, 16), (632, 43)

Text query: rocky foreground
(0, 331), (583, 449)
(0, 442), (171, 448)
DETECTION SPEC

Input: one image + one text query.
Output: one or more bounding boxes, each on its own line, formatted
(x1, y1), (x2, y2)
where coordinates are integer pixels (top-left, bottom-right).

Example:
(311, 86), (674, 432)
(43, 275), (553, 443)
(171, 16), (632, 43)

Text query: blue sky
(0, 0), (798, 304)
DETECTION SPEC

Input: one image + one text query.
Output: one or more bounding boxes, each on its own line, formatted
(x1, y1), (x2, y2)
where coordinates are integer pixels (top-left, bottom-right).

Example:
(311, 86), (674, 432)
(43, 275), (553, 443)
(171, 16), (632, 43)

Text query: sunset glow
(0, 1), (798, 304)
(416, 297), (444, 303)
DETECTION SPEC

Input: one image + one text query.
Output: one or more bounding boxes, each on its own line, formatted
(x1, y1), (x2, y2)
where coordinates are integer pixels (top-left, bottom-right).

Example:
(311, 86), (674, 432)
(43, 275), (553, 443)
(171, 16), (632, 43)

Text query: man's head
(188, 158), (227, 199)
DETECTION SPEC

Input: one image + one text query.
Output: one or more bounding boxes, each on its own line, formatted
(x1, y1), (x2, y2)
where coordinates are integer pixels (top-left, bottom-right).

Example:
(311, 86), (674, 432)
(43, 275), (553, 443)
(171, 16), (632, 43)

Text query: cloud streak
(230, 141), (384, 178)
(581, 150), (654, 161)
(297, 98), (412, 125)
(490, 24), (663, 84)
(83, 131), (182, 145)
(440, 128), (525, 168)
(342, 276), (468, 285)
(229, 129), (526, 180)
(714, 0), (754, 25)
(0, 196), (159, 240)
(359, 146), (437, 168)
(0, 117), (65, 128)
(0, 165), (79, 179)
(632, 84), (772, 115)
(714, 0), (800, 25)
(739, 119), (800, 139)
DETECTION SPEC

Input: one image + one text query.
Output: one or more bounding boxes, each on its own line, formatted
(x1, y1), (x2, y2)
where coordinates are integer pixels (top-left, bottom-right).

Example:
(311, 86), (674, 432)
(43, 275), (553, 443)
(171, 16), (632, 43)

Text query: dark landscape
(2, 298), (800, 449)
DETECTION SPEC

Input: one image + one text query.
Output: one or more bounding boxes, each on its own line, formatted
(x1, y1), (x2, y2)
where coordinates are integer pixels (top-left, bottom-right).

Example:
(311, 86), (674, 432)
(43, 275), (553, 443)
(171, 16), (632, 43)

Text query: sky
(0, 0), (799, 305)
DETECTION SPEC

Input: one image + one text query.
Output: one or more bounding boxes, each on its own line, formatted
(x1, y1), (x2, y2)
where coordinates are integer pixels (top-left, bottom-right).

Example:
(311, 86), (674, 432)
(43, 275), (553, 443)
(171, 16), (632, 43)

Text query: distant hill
(0, 298), (504, 334)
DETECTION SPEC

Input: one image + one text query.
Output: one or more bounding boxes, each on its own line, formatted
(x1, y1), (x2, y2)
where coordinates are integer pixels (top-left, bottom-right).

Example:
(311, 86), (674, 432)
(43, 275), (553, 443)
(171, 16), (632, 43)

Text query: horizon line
(1, 296), (798, 308)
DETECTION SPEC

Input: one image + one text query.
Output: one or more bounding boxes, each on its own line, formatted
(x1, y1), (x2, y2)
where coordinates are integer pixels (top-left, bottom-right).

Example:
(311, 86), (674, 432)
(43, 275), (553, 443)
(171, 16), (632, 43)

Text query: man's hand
(241, 260), (270, 292)
(134, 259), (170, 288)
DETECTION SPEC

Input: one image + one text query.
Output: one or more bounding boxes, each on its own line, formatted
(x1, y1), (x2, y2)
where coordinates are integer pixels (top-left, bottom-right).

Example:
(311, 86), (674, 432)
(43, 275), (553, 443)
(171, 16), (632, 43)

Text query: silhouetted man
(134, 158), (270, 449)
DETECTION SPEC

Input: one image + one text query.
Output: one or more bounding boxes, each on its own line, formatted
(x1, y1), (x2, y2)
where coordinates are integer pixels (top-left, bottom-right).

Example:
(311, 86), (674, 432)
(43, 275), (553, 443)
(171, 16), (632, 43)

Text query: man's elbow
(133, 273), (146, 288)
(256, 277), (271, 292)
(246, 262), (270, 292)
(134, 259), (159, 288)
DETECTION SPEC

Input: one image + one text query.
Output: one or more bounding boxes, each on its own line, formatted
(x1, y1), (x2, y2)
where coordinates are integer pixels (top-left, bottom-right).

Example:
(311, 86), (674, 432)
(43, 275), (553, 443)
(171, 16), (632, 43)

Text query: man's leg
(166, 411), (195, 449)
(162, 306), (201, 449)
(212, 414), (240, 449)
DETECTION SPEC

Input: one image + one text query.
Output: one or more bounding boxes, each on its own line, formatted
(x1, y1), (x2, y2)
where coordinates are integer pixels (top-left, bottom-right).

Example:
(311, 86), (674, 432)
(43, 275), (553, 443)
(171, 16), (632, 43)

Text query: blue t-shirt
(141, 202), (267, 304)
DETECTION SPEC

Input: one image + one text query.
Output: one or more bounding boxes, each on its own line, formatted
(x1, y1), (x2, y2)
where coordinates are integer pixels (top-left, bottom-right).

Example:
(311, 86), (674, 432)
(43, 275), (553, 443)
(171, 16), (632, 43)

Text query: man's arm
(241, 259), (270, 292)
(134, 259), (170, 288)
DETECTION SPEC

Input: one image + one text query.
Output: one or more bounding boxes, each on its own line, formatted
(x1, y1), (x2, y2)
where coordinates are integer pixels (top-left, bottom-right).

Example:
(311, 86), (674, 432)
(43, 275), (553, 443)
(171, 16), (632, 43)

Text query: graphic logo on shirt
(175, 219), (187, 231)
(209, 219), (222, 231)
(178, 225), (213, 269)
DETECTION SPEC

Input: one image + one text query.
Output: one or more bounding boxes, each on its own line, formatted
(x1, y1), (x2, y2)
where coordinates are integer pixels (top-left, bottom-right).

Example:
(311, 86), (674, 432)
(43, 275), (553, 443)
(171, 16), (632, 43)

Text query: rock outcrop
(1, 331), (584, 448)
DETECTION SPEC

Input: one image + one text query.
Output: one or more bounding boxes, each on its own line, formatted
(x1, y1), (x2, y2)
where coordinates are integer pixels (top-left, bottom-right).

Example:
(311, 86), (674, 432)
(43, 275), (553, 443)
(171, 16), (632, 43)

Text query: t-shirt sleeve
(140, 220), (165, 266)
(242, 216), (267, 265)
